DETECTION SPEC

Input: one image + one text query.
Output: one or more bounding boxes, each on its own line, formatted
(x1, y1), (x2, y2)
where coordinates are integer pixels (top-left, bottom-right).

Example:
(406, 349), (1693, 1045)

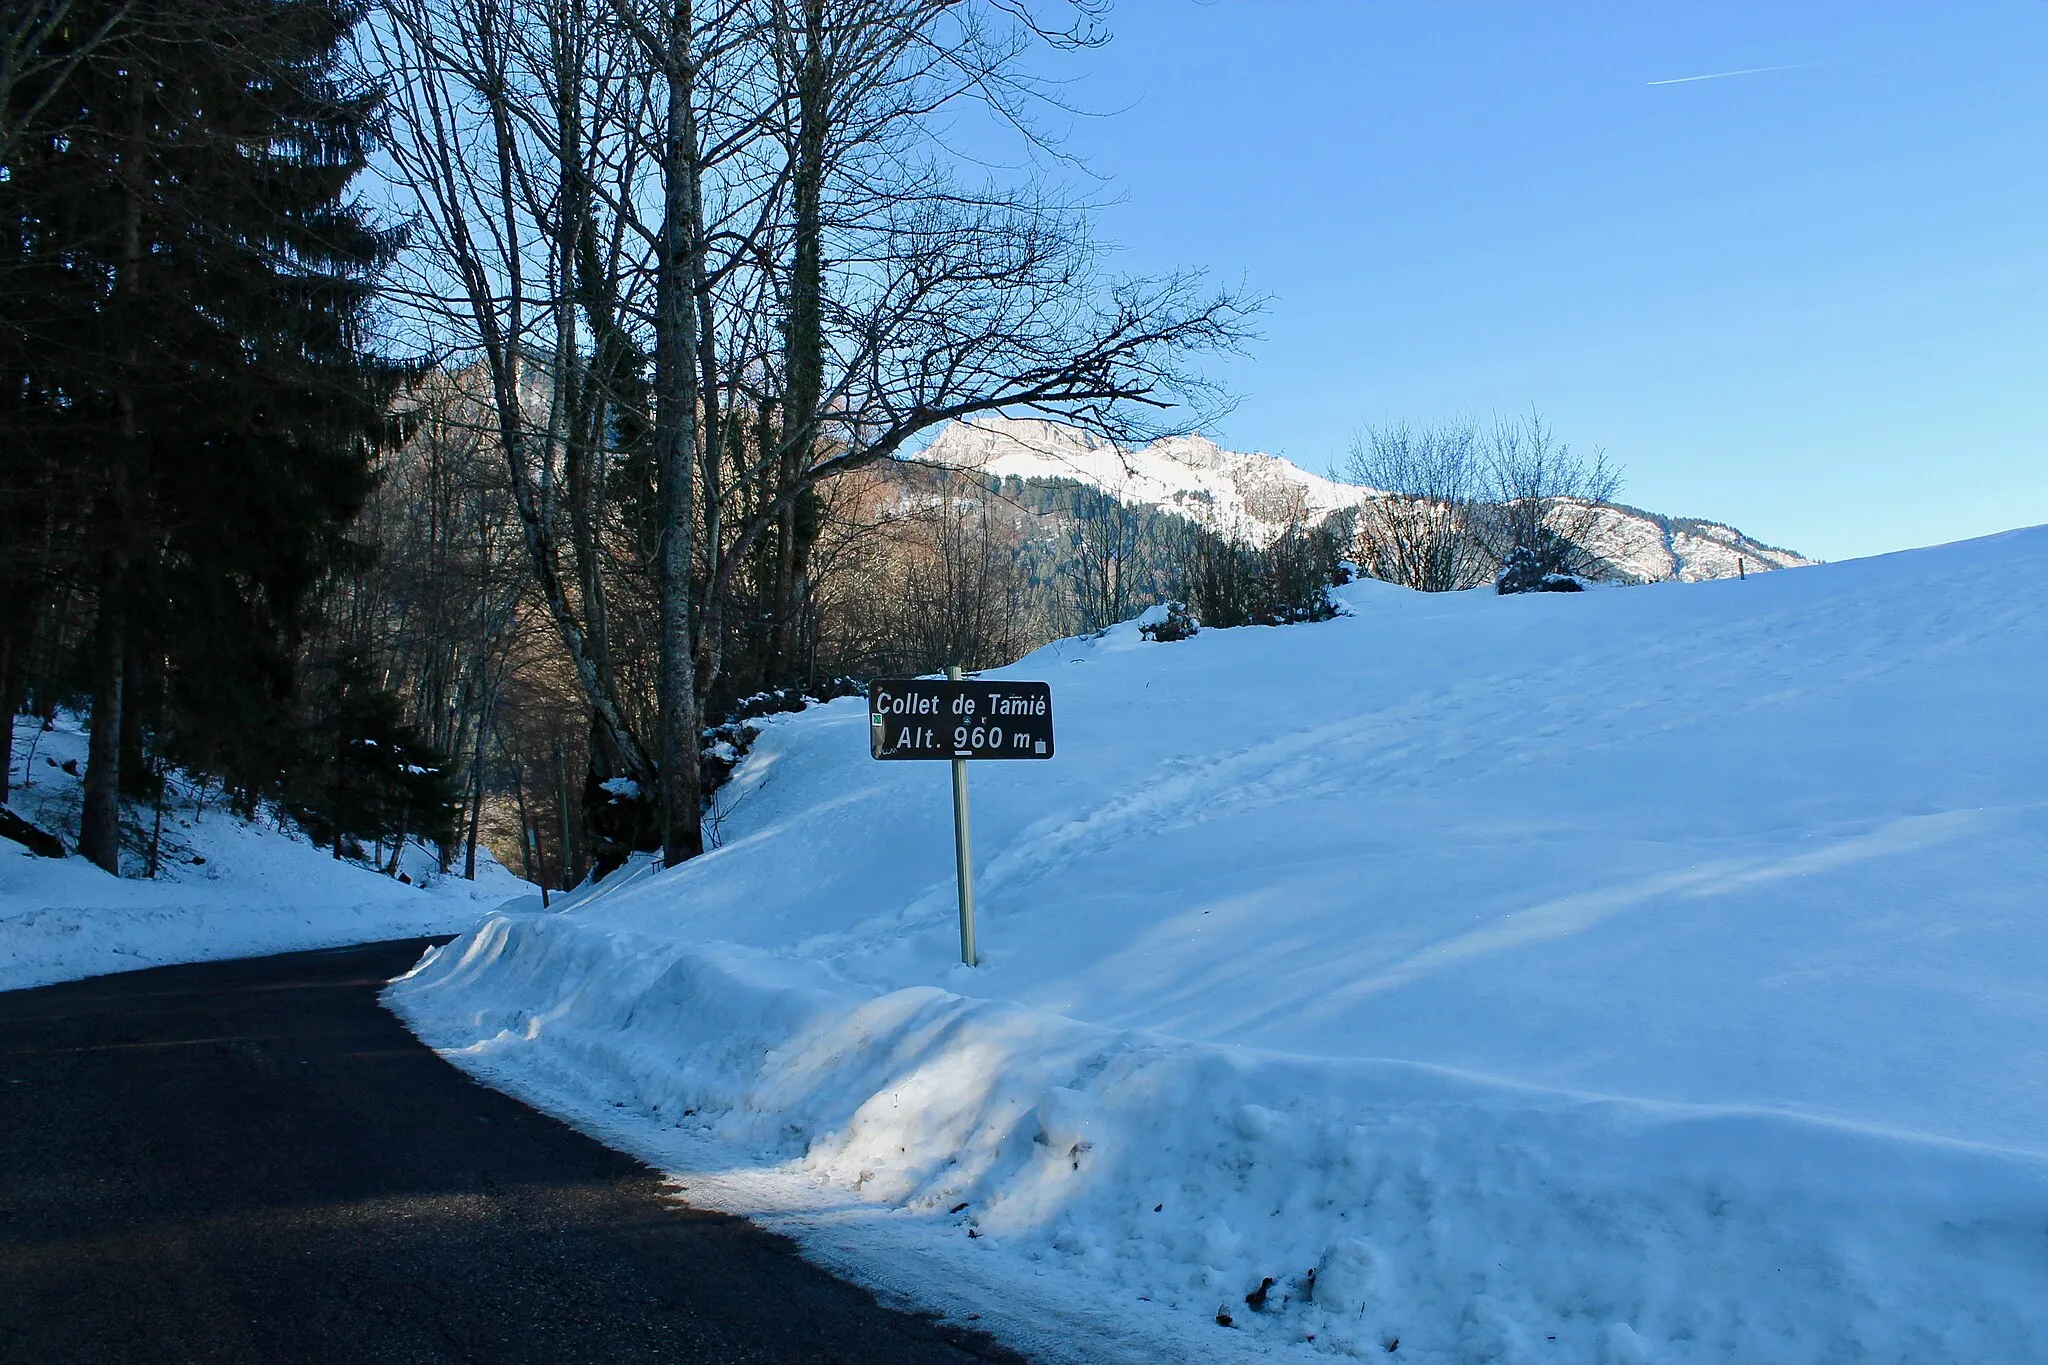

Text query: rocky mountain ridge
(919, 416), (1814, 584)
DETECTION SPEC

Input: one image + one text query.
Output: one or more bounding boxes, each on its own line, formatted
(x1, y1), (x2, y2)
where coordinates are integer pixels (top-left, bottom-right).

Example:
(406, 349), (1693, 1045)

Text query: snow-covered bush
(1139, 601), (1199, 642)
(1178, 521), (1348, 627)
(1494, 544), (1585, 595)
(698, 677), (868, 804)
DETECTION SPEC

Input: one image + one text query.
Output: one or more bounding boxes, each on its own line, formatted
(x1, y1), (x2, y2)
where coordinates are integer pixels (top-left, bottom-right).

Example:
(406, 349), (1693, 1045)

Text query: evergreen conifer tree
(1, 0), (402, 869)
(293, 655), (457, 869)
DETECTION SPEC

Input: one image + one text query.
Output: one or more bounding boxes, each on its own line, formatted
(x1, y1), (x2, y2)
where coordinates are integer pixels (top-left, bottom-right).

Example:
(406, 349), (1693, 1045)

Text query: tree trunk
(146, 765), (166, 878)
(0, 633), (19, 806)
(118, 631), (147, 796)
(767, 0), (829, 690)
(82, 48), (150, 877)
(79, 563), (124, 874)
(652, 14), (703, 868)
(386, 803), (408, 877)
(531, 818), (550, 908)
(510, 748), (536, 885)
(456, 28), (652, 806)
(464, 706), (487, 879)
(554, 742), (577, 886)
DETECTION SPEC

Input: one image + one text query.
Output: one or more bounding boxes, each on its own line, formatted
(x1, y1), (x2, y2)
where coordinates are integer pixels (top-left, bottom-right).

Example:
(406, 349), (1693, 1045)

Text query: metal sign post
(945, 665), (977, 966)
(868, 669), (1055, 966)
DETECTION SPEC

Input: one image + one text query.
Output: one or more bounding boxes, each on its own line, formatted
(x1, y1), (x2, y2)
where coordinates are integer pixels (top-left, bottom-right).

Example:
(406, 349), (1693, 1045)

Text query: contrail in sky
(1647, 63), (1805, 87)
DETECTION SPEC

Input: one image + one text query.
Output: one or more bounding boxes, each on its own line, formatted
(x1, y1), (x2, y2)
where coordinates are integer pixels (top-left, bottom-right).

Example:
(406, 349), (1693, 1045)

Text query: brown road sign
(869, 678), (1054, 760)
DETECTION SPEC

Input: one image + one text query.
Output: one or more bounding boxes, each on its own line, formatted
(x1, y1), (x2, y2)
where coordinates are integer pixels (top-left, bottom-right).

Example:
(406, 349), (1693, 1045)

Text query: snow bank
(2, 714), (525, 992)
(390, 526), (2048, 1362)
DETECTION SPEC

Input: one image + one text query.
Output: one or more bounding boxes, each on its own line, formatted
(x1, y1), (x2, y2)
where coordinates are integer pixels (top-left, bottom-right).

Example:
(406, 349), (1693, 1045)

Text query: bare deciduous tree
(884, 479), (1041, 673)
(365, 0), (1253, 869)
(317, 367), (532, 876)
(1066, 487), (1140, 632)
(1344, 421), (1490, 592)
(1476, 410), (1621, 584)
(1344, 413), (1623, 592)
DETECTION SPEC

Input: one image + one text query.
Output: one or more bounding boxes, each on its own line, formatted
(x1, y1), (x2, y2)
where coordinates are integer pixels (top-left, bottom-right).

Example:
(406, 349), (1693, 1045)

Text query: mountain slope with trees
(923, 415), (1813, 585)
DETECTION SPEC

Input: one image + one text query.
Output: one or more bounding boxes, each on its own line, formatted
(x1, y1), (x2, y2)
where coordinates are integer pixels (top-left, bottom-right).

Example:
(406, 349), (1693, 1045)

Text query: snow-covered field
(390, 526), (2048, 1363)
(2, 715), (525, 992)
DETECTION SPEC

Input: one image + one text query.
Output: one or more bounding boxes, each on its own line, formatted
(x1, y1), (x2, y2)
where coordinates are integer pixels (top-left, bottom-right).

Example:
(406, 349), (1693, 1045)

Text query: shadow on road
(0, 940), (1024, 1364)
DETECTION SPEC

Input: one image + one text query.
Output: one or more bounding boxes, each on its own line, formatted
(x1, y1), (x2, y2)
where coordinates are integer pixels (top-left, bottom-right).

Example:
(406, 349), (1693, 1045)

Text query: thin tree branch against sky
(952, 0), (2048, 562)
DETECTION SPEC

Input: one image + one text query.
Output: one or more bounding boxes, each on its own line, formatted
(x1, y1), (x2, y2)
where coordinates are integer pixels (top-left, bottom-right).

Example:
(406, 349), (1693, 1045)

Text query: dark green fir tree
(1, 0), (403, 870)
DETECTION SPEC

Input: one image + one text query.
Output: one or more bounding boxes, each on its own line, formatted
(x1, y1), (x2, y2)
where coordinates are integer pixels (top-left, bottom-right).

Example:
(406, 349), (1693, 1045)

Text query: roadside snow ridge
(392, 524), (2048, 1365)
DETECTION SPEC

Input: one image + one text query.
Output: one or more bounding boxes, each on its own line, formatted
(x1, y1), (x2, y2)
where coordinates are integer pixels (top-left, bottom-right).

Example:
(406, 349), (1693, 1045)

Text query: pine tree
(292, 655), (458, 870)
(1, 0), (402, 869)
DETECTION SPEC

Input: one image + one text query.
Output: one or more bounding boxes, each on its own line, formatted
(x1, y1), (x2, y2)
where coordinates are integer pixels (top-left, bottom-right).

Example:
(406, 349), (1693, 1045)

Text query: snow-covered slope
(390, 526), (2046, 1363)
(920, 415), (1813, 582)
(2, 714), (527, 992)
(923, 416), (1371, 539)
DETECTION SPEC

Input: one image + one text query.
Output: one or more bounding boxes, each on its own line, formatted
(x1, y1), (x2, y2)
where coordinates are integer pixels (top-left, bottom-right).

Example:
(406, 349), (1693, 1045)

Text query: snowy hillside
(1, 714), (527, 991)
(923, 416), (1371, 540)
(921, 415), (1813, 583)
(391, 526), (2047, 1363)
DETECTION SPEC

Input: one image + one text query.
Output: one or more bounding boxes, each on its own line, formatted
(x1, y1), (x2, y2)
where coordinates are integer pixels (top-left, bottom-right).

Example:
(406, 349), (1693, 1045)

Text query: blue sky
(1006, 1), (2047, 561)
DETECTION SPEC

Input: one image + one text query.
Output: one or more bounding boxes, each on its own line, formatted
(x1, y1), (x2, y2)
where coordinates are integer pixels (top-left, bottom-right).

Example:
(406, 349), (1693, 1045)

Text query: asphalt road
(0, 939), (1025, 1365)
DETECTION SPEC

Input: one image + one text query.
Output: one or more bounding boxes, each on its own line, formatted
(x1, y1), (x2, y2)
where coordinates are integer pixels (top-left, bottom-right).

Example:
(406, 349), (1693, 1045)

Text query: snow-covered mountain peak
(919, 415), (1367, 541)
(917, 415), (1815, 583)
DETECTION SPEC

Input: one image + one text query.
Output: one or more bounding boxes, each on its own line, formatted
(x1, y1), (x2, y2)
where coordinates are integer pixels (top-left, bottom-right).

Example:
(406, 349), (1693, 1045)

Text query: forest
(1, 0), (1606, 887)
